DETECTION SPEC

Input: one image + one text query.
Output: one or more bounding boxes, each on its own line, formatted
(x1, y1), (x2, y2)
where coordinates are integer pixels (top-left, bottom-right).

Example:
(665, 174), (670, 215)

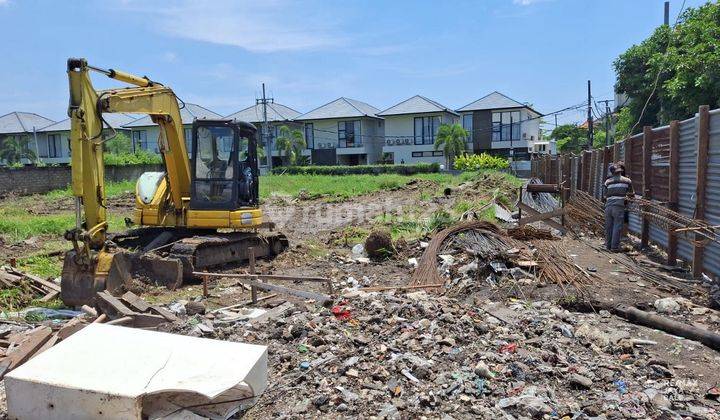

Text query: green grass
(44, 180), (136, 200)
(259, 172), (476, 201)
(0, 212), (127, 243)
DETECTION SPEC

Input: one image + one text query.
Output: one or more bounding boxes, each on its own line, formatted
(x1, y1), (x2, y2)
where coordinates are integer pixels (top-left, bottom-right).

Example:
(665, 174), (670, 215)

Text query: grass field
(0, 170), (519, 280)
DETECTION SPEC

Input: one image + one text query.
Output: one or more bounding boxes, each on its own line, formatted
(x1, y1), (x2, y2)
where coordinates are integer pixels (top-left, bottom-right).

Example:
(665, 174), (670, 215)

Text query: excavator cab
(190, 119), (259, 209)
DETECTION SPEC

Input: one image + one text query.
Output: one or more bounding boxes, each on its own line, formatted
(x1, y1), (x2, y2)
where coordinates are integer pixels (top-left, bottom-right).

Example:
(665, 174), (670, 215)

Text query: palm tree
(434, 123), (468, 169)
(275, 125), (306, 166)
(0, 135), (37, 165)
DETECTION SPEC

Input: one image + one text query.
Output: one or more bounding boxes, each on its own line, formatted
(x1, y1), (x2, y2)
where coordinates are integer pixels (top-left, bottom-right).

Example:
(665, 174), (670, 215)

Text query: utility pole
(664, 1), (670, 25)
(256, 83), (274, 170)
(586, 80), (593, 150)
(598, 99), (614, 146)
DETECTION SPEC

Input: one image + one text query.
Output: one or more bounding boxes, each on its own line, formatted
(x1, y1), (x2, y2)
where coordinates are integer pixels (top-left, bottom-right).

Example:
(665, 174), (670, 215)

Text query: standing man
(603, 164), (634, 251)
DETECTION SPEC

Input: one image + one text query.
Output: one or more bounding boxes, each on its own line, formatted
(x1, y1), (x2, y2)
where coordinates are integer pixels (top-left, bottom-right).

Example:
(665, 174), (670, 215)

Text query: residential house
(529, 140), (557, 155)
(377, 95), (460, 165)
(0, 112), (56, 165)
(35, 113), (138, 164)
(457, 91), (542, 160)
(122, 103), (221, 154)
(294, 97), (384, 165)
(224, 102), (302, 166)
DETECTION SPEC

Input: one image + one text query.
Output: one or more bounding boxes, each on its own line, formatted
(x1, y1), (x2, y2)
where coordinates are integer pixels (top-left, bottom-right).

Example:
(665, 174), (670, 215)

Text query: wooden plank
(131, 313), (168, 328)
(32, 334), (59, 358)
(120, 291), (151, 313)
(517, 203), (567, 233)
(193, 272), (333, 304)
(95, 291), (135, 320)
(667, 120), (680, 264)
(693, 105), (710, 278)
(6, 268), (61, 292)
(641, 126), (653, 248)
(1, 326), (52, 377)
(56, 318), (86, 340)
(40, 290), (59, 302)
(149, 306), (180, 323)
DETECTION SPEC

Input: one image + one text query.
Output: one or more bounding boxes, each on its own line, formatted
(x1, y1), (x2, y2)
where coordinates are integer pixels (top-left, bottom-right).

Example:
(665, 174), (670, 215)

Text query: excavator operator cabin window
(194, 126), (235, 204)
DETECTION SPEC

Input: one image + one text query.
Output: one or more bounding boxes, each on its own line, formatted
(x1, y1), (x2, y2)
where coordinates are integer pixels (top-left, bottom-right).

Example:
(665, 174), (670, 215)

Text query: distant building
(122, 103), (221, 154)
(529, 140), (557, 155)
(377, 95), (460, 165)
(457, 91), (542, 160)
(295, 97), (384, 165)
(225, 102), (302, 167)
(0, 112), (56, 165)
(35, 113), (137, 164)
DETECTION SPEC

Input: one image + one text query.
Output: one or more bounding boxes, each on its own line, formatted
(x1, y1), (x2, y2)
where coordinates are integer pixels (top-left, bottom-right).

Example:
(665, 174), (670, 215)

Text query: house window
(491, 111), (521, 141)
(412, 151), (443, 158)
(47, 134), (62, 158)
(304, 123), (314, 149)
(133, 130), (148, 151)
(411, 151), (423, 157)
(432, 151), (443, 157)
(462, 114), (473, 141)
(338, 120), (361, 147)
(414, 116), (440, 145)
(184, 128), (192, 156)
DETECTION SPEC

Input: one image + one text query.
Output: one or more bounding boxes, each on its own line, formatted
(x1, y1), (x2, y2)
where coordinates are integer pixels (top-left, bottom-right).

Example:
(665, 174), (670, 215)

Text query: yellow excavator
(62, 58), (288, 306)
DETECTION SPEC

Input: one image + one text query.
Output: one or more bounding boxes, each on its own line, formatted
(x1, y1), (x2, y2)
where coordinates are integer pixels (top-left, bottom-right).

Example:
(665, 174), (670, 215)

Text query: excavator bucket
(60, 249), (183, 307)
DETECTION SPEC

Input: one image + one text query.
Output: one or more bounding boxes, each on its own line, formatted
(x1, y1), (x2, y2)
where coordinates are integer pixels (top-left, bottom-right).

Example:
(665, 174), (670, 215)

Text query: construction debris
(0, 266), (61, 306)
(5, 324), (268, 419)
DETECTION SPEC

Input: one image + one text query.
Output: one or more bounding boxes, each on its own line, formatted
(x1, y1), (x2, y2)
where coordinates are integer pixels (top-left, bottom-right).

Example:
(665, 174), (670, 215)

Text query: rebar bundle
(566, 190), (605, 235)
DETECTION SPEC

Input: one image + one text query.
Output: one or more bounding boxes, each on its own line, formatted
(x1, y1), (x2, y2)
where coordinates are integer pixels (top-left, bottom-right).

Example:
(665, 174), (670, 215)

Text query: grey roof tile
(122, 103), (221, 127)
(225, 102), (301, 123)
(0, 112), (56, 134)
(38, 113), (138, 132)
(378, 95), (459, 116)
(295, 97), (381, 120)
(457, 91), (541, 115)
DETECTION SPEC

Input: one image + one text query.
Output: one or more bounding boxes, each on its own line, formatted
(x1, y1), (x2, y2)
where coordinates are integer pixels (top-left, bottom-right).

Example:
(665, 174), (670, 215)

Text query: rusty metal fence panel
(629, 134), (644, 194)
(651, 126), (670, 201)
(594, 150), (604, 199)
(677, 116), (697, 262)
(703, 109), (720, 277)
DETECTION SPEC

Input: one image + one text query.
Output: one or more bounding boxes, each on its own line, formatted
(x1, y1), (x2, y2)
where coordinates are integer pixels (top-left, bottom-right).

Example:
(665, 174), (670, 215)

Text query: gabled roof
(295, 97), (382, 121)
(457, 91), (542, 115)
(38, 113), (138, 132)
(378, 95), (459, 117)
(122, 103), (221, 128)
(0, 112), (56, 134)
(225, 102), (301, 123)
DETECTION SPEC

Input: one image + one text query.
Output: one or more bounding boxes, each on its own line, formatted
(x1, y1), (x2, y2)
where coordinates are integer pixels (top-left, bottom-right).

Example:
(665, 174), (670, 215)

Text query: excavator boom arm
(66, 58), (191, 248)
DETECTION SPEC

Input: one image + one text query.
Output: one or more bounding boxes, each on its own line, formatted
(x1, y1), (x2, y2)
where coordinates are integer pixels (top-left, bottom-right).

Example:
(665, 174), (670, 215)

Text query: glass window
(338, 120), (361, 147)
(491, 111), (522, 142)
(48, 134), (62, 158)
(462, 114), (473, 140)
(132, 130), (148, 150)
(411, 151), (423, 157)
(304, 123), (314, 149)
(414, 116), (440, 145)
(194, 126), (235, 204)
(184, 128), (192, 156)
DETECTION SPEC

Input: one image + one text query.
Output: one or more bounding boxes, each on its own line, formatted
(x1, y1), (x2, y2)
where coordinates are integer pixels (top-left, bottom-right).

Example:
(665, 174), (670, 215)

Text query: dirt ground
(0, 175), (719, 417)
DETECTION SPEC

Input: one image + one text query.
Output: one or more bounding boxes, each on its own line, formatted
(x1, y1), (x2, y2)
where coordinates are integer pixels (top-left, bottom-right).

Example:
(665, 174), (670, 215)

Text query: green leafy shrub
(104, 150), (162, 166)
(272, 163), (440, 175)
(453, 153), (510, 171)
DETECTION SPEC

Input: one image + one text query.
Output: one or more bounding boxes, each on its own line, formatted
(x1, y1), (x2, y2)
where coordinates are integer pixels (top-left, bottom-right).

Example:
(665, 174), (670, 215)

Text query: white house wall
(382, 112), (460, 165)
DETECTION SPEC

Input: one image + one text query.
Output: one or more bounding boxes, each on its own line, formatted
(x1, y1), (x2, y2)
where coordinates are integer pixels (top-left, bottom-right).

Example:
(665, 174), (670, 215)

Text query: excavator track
(111, 228), (289, 288)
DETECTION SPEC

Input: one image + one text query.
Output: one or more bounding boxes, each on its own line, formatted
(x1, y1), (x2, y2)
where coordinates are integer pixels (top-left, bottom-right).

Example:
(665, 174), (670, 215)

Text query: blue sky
(0, 0), (707, 129)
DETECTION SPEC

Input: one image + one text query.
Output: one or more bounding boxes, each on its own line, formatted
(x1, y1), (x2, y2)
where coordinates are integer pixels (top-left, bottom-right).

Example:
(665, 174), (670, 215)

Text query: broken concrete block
(5, 323), (267, 419)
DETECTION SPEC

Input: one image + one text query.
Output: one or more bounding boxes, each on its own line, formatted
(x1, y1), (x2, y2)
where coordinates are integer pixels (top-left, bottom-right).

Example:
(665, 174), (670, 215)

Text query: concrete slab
(5, 323), (267, 419)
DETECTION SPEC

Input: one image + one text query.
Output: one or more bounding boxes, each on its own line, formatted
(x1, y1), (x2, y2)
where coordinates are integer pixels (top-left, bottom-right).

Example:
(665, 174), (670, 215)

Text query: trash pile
(178, 290), (718, 418)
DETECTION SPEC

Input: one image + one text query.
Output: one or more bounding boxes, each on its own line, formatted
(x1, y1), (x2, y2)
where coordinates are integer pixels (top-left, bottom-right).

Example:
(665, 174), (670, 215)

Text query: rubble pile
(178, 291), (718, 418)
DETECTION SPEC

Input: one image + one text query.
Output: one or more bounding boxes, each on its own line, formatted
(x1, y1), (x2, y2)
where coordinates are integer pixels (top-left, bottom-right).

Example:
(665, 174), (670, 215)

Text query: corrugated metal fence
(531, 105), (718, 279)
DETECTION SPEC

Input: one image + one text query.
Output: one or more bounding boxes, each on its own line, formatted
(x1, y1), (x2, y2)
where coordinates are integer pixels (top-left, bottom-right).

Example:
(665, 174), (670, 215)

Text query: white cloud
(512, 0), (550, 5)
(112, 0), (347, 53)
(162, 51), (177, 63)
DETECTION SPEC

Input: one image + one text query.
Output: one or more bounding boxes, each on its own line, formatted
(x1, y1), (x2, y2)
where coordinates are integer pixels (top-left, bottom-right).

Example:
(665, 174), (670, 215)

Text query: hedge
(453, 153), (510, 171)
(271, 163), (440, 175)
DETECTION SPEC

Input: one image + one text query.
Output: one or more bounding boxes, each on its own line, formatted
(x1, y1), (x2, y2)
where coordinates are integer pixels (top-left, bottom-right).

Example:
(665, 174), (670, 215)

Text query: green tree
(551, 124), (588, 153)
(434, 123), (468, 169)
(275, 125), (306, 166)
(0, 135), (37, 165)
(614, 2), (720, 137)
(105, 132), (133, 155)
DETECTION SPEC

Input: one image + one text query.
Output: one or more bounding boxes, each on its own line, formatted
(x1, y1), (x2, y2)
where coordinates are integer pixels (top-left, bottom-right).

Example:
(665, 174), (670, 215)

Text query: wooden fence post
(588, 151), (596, 194)
(693, 105), (710, 278)
(667, 120), (680, 265)
(624, 137), (632, 178)
(641, 126), (653, 248)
